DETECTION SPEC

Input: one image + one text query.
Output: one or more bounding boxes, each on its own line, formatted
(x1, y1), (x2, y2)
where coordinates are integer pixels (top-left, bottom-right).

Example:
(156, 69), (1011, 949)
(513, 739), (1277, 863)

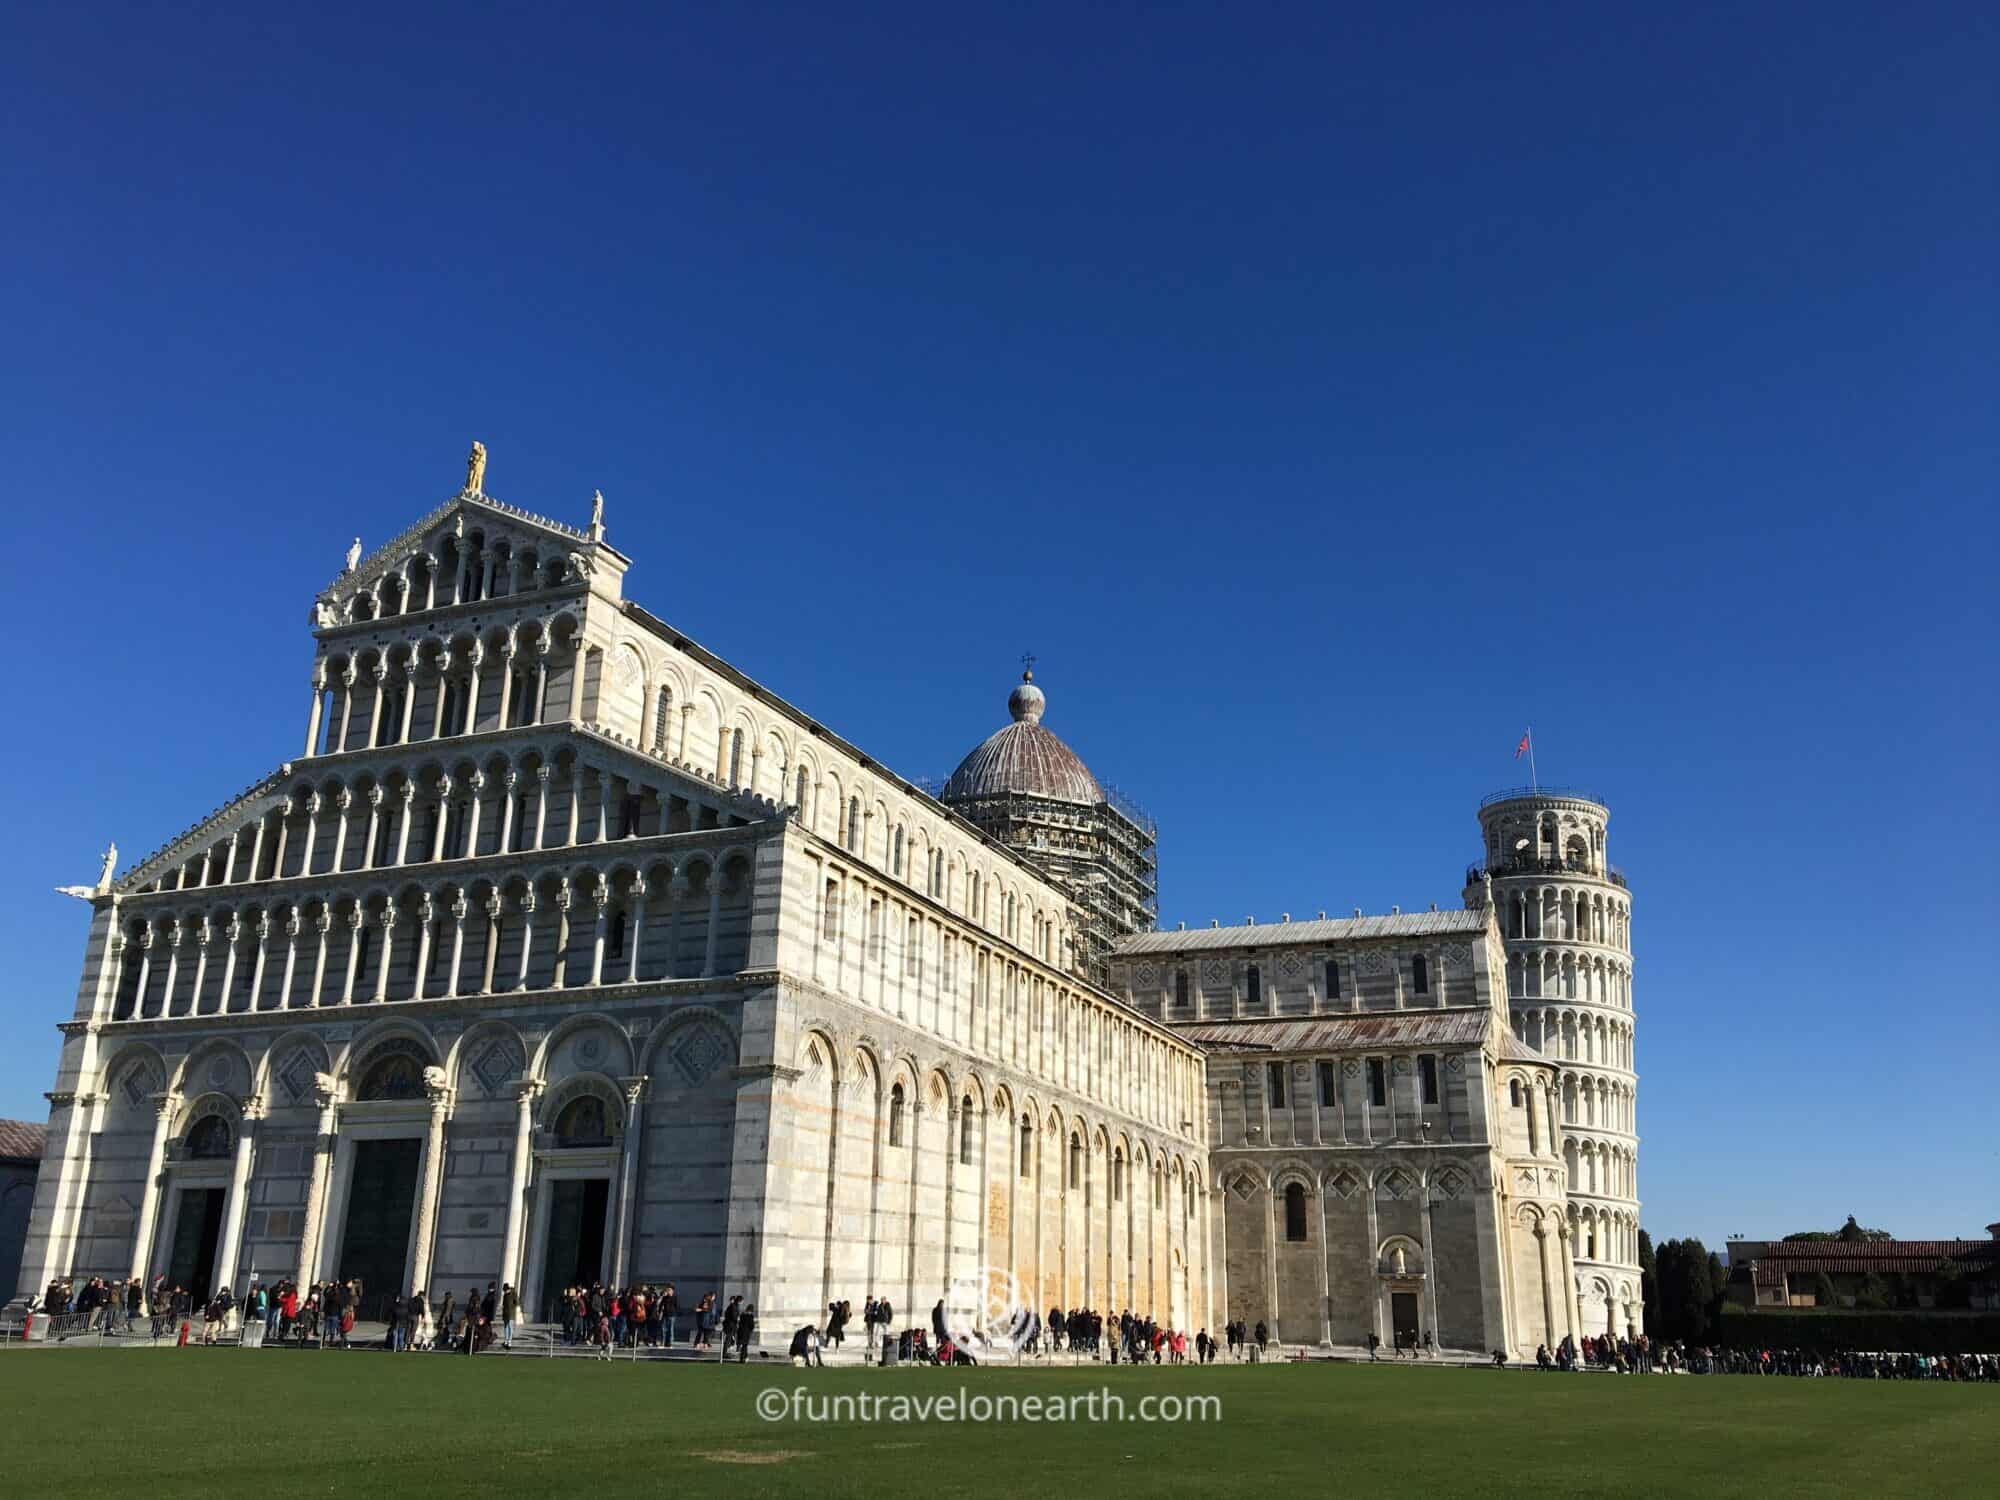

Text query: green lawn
(4, 1349), (1991, 1497)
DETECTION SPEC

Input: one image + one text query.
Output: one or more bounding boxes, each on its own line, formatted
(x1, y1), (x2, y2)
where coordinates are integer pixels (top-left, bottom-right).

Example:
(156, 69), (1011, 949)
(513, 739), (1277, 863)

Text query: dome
(940, 671), (1102, 807)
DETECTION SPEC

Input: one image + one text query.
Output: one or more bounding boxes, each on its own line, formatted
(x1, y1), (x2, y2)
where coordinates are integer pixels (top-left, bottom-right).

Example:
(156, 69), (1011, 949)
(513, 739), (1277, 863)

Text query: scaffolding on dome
(921, 774), (1158, 988)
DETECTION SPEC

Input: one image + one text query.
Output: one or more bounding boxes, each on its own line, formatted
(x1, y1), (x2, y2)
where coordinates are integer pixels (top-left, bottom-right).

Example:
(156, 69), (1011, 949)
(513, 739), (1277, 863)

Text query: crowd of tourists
(1520, 1331), (1999, 1381)
(1656, 1345), (2000, 1380)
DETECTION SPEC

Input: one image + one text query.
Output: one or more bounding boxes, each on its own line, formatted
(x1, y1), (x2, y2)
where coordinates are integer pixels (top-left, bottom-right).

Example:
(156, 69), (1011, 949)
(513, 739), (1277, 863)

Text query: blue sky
(2, 1), (1993, 1247)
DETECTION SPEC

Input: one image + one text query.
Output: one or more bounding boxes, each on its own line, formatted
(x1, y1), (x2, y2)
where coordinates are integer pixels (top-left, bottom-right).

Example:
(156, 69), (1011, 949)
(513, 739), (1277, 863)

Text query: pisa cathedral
(16, 448), (1641, 1352)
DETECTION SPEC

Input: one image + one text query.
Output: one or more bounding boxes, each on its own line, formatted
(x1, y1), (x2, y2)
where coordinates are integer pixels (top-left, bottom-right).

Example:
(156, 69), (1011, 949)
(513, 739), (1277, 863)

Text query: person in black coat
(932, 1299), (948, 1345)
(736, 1305), (757, 1363)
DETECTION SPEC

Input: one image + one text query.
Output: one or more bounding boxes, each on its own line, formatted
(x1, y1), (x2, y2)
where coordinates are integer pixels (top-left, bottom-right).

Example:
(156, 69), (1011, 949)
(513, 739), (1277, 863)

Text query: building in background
(0, 1121), (44, 1303)
(1729, 1224), (2000, 1311)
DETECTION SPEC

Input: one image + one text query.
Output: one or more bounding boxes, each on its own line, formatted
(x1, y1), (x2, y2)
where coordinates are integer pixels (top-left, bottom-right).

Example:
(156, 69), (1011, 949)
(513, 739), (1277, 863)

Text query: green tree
(1655, 1238), (1720, 1342)
(1855, 1272), (1890, 1310)
(1811, 1272), (1838, 1307)
(1639, 1229), (1659, 1330)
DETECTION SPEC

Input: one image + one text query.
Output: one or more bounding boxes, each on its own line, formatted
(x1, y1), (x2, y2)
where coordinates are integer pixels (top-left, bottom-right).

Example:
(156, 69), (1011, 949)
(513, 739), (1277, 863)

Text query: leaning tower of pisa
(1467, 788), (1641, 1337)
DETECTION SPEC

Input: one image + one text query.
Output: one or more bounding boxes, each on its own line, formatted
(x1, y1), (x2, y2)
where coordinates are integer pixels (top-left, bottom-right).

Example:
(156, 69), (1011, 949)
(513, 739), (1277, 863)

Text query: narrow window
(728, 729), (744, 787)
(353, 925), (372, 981)
(1267, 1061), (1286, 1109)
(1019, 1117), (1032, 1178)
(888, 1083), (906, 1147)
(1510, 1078), (1523, 1108)
(1174, 969), (1190, 1012)
(847, 798), (860, 850)
(1284, 1183), (1308, 1242)
(959, 1097), (974, 1165)
(1113, 1152), (1125, 1202)
(653, 688), (671, 752)
(1317, 1060), (1336, 1108)
(867, 901), (883, 962)
(1411, 954), (1429, 994)
(905, 917), (921, 978)
(1419, 1054), (1438, 1105)
(893, 826), (905, 876)
(1367, 1058), (1387, 1108)
(1245, 964), (1262, 1008)
(795, 767), (809, 818)
(1324, 958), (1340, 1001)
(1068, 1133), (1082, 1188)
(822, 880), (841, 941)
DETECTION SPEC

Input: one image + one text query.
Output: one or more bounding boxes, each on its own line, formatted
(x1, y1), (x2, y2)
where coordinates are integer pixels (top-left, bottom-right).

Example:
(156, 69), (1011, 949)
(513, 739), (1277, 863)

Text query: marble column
(304, 667), (327, 756)
(515, 891), (538, 989)
(589, 886), (609, 986)
(295, 1083), (338, 1286)
(624, 881), (648, 983)
(340, 910), (362, 1003)
(609, 1077), (647, 1287)
(499, 1081), (539, 1293)
(408, 1083), (451, 1296)
(211, 1097), (263, 1300)
(446, 896), (468, 999)
(128, 1091), (180, 1283)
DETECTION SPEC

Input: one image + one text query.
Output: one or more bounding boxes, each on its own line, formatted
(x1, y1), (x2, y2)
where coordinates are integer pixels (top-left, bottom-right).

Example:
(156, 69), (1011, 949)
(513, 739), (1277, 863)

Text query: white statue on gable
(345, 537), (362, 573)
(98, 843), (118, 892)
(589, 488), (604, 536)
(315, 599), (339, 628)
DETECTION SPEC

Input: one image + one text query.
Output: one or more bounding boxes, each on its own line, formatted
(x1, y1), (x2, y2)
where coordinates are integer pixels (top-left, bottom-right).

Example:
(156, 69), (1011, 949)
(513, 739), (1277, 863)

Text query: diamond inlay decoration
(669, 1025), (728, 1088)
(276, 1048), (313, 1105)
(471, 1039), (525, 1097)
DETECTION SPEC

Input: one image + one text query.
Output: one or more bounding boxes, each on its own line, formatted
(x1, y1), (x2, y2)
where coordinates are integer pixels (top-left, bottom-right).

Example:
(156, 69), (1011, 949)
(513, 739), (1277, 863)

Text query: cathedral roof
(1170, 1011), (1494, 1053)
(940, 671), (1103, 808)
(0, 1118), (45, 1164)
(1117, 908), (1485, 956)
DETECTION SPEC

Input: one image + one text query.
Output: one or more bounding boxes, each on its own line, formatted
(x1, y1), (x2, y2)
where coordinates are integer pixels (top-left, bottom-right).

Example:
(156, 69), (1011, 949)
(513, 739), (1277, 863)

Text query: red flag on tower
(1515, 732), (1530, 759)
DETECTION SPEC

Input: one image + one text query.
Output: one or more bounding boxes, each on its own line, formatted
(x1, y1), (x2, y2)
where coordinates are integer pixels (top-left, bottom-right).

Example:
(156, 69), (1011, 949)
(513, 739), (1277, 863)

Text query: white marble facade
(19, 454), (1622, 1354)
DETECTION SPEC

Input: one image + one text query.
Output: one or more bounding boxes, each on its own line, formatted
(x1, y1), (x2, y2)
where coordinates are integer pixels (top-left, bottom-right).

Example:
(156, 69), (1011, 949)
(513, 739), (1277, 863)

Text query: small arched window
(888, 1082), (906, 1147)
(187, 1115), (231, 1159)
(1019, 1116), (1033, 1178)
(728, 729), (744, 788)
(1510, 1078), (1523, 1108)
(1113, 1150), (1125, 1201)
(959, 1096), (974, 1165)
(1245, 965), (1262, 1007)
(795, 766), (810, 818)
(847, 798), (861, 850)
(892, 826), (905, 876)
(1284, 1182), (1308, 1242)
(1068, 1132), (1082, 1188)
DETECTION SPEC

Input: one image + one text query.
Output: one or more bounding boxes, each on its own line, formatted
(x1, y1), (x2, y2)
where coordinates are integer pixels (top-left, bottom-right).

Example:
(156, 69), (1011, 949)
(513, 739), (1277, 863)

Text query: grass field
(4, 1349), (1992, 1497)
